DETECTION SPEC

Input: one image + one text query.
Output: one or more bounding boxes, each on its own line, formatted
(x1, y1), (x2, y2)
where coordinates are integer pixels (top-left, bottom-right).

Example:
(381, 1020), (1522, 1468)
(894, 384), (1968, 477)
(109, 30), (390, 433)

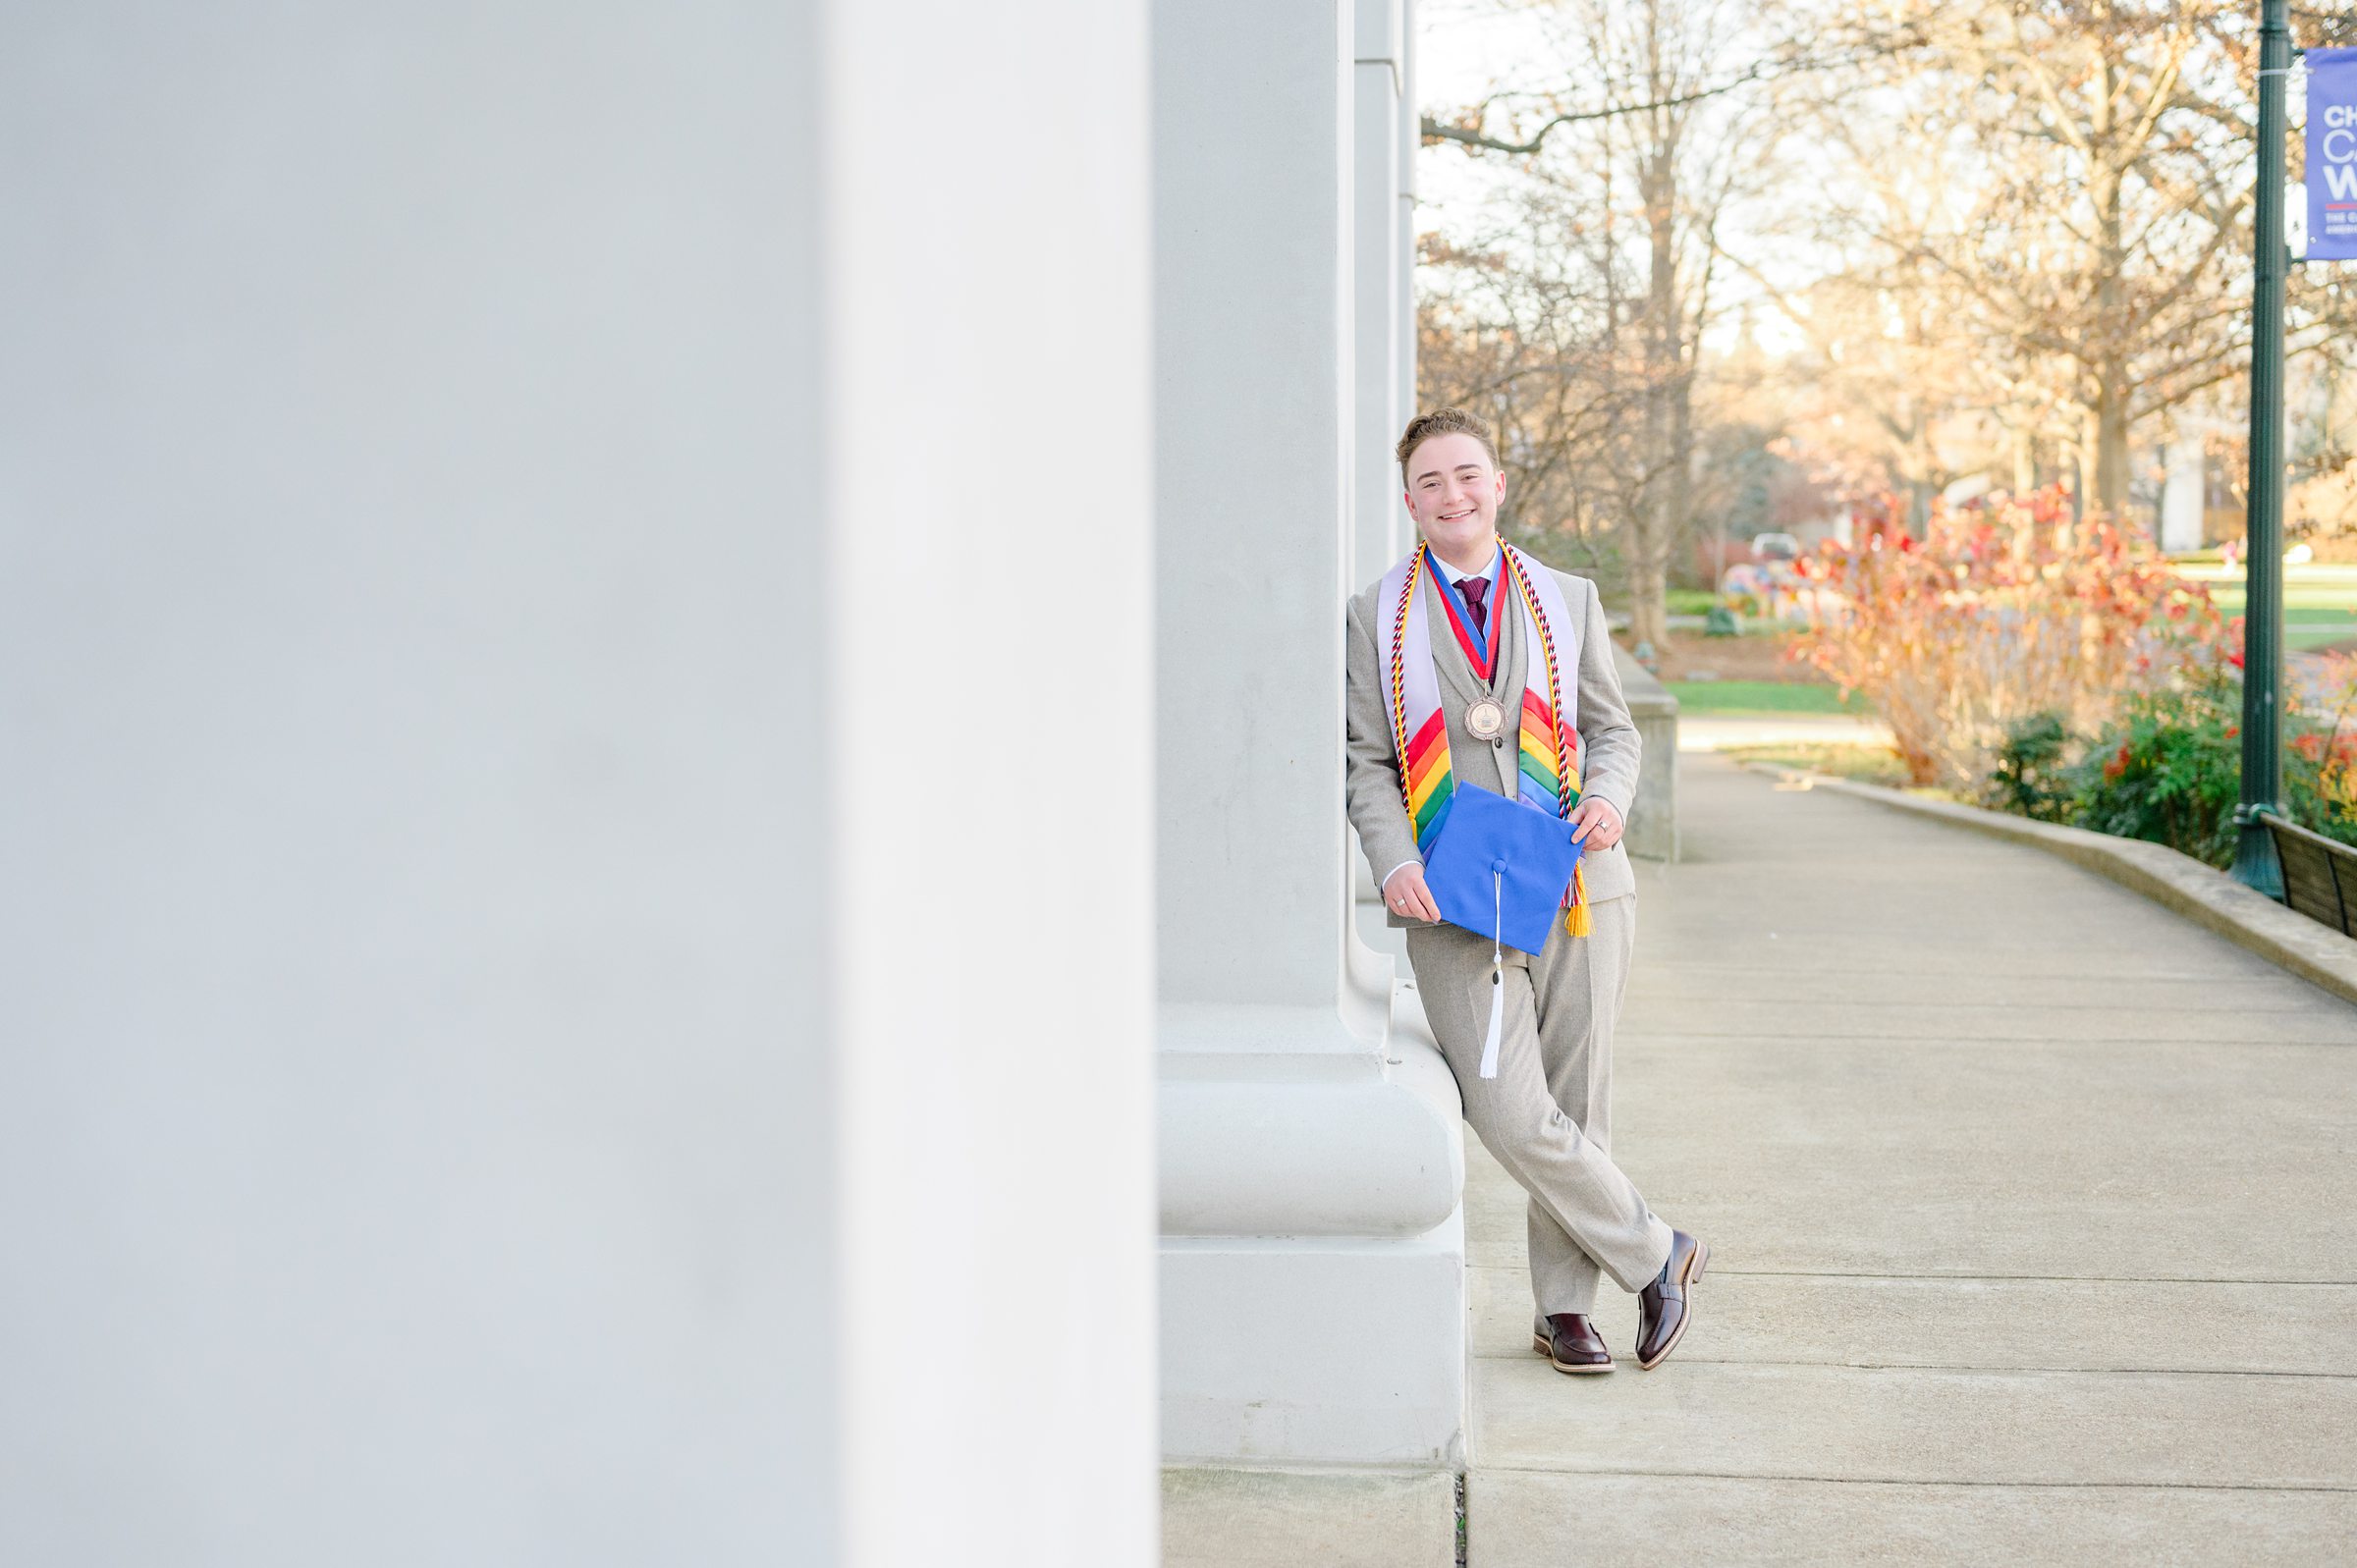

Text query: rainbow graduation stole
(1380, 539), (1594, 937)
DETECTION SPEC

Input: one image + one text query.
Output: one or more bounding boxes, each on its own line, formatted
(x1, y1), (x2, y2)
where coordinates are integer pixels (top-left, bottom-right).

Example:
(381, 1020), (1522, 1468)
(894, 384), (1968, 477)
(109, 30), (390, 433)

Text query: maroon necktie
(1460, 574), (1491, 631)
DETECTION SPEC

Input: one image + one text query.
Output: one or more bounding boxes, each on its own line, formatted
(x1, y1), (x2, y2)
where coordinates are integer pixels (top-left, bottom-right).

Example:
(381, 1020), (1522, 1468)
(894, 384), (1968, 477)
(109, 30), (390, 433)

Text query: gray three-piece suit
(1344, 555), (1675, 1316)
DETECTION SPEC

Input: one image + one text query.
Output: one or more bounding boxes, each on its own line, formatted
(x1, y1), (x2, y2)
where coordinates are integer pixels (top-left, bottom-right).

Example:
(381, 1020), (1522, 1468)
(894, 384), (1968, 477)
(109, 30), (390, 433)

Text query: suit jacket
(1344, 551), (1641, 928)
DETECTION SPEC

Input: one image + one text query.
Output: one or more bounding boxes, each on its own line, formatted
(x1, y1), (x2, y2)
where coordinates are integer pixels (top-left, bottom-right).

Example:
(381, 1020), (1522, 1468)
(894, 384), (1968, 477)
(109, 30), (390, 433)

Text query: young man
(1344, 406), (1707, 1374)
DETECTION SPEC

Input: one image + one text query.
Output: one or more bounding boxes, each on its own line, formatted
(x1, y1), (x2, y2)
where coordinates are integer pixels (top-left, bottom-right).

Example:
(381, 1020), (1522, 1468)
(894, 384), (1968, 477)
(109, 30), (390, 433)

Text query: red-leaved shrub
(1788, 486), (2224, 788)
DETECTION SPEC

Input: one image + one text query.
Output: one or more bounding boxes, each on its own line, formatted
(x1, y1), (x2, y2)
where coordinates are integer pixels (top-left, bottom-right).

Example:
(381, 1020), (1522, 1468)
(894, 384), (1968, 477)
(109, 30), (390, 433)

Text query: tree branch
(1418, 36), (1914, 156)
(1421, 77), (1749, 155)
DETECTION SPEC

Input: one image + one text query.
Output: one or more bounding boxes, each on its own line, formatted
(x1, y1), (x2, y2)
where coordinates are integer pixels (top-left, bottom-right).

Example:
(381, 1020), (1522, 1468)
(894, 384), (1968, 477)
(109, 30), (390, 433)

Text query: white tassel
(1478, 964), (1505, 1078)
(1478, 865), (1506, 1078)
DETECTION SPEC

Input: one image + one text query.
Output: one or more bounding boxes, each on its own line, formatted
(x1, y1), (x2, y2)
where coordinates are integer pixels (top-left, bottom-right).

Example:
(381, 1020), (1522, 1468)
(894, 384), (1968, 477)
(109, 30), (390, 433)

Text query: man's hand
(1569, 796), (1624, 852)
(1382, 862), (1442, 922)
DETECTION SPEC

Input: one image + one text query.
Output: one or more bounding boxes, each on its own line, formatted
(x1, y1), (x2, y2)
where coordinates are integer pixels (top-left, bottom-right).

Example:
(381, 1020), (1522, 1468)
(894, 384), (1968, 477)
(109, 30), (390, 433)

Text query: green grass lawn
(2202, 590), (2357, 615)
(1666, 679), (1868, 715)
(2183, 567), (2357, 611)
(2199, 597), (2357, 649)
(2178, 568), (2357, 651)
(1723, 741), (1915, 787)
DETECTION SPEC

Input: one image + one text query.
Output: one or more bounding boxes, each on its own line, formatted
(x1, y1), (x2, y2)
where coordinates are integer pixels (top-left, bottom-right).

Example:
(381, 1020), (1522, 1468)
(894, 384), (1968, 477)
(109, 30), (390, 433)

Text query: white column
(0, 4), (1156, 1565)
(1398, 0), (1422, 443)
(1155, 0), (1465, 1467)
(1351, 0), (1411, 911)
(1354, 0), (1409, 593)
(2162, 429), (2208, 553)
(828, 2), (1156, 1562)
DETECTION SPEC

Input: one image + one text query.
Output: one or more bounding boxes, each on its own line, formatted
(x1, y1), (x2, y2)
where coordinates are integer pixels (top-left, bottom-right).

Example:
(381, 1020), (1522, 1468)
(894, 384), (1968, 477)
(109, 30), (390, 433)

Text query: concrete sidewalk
(1465, 749), (2357, 1564)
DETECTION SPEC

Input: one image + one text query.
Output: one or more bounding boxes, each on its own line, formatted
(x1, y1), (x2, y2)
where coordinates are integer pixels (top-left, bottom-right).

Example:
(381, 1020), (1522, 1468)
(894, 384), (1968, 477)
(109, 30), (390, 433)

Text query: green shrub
(2033, 651), (2357, 866)
(2286, 656), (2357, 852)
(1984, 712), (2076, 824)
(2064, 671), (2244, 868)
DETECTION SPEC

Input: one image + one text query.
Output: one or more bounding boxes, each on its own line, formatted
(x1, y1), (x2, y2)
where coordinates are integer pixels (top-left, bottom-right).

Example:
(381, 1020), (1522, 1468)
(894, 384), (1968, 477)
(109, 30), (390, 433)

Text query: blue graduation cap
(1422, 782), (1585, 957)
(1420, 784), (1586, 1080)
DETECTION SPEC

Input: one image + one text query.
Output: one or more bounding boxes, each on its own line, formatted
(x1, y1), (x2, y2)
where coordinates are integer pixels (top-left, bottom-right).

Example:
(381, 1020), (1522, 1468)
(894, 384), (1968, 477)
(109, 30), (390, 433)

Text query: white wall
(0, 5), (1154, 1564)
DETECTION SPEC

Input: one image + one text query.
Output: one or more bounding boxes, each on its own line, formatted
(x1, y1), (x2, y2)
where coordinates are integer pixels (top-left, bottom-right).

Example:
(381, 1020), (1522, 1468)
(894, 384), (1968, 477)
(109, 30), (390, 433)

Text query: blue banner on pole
(2312, 47), (2357, 260)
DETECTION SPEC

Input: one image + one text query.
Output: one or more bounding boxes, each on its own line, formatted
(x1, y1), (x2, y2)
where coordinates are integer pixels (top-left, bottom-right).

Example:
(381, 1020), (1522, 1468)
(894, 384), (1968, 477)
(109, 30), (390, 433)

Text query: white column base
(1160, 1208), (1466, 1467)
(1158, 979), (1467, 1465)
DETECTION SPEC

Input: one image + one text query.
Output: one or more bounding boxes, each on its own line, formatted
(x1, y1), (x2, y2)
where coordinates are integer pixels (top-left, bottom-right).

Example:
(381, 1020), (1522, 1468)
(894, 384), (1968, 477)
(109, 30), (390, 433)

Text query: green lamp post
(2230, 0), (2291, 897)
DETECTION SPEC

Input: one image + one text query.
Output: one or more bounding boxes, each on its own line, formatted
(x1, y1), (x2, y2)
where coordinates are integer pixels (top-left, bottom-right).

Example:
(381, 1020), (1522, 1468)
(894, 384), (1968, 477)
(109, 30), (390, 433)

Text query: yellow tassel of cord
(1562, 864), (1593, 937)
(1562, 737), (1593, 939)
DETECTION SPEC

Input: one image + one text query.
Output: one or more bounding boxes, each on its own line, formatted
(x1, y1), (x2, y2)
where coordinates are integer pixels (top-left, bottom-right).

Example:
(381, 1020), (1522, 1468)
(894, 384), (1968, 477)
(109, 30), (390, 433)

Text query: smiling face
(1401, 431), (1506, 564)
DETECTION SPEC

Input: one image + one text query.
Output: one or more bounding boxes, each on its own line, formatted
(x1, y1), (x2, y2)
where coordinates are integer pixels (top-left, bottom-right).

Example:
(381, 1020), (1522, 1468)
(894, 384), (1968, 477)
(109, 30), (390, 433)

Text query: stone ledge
(1611, 641), (1679, 721)
(1612, 643), (1679, 863)
(1738, 762), (2357, 1009)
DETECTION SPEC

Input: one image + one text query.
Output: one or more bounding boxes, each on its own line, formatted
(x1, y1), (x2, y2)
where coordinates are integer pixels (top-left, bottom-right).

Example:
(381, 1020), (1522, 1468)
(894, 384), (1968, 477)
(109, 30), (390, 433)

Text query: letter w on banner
(2312, 48), (2357, 261)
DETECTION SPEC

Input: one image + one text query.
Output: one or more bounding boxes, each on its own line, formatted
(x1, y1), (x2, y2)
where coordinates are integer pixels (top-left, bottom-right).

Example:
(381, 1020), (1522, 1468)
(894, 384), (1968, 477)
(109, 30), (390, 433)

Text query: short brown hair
(1396, 406), (1500, 483)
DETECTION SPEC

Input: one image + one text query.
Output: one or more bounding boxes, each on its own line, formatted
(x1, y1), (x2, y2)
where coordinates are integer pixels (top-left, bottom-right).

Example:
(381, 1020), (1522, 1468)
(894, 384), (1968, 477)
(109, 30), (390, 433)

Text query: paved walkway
(1462, 750), (2357, 1564)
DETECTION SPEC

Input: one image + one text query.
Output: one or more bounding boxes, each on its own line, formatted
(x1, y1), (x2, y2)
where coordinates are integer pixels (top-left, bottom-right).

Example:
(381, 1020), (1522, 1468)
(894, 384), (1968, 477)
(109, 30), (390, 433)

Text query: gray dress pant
(1405, 892), (1674, 1316)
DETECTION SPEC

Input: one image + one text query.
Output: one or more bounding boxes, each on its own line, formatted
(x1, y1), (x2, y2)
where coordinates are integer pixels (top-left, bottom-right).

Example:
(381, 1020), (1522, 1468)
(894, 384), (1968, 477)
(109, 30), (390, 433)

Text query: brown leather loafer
(1530, 1312), (1614, 1374)
(1634, 1229), (1708, 1370)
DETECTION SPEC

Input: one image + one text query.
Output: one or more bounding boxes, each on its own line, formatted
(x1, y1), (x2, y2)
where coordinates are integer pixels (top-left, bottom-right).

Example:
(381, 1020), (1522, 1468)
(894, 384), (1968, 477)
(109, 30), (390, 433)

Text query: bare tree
(1786, 1), (2357, 520)
(1417, 196), (1645, 572)
(1417, 0), (2357, 602)
(1419, 0), (1817, 646)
